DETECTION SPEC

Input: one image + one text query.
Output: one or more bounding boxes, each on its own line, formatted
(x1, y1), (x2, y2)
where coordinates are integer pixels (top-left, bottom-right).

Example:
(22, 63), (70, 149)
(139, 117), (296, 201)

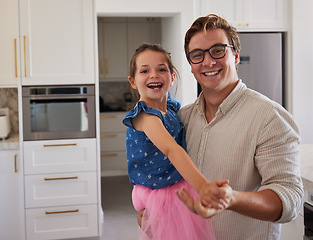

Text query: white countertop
(300, 144), (313, 193)
(0, 132), (19, 150)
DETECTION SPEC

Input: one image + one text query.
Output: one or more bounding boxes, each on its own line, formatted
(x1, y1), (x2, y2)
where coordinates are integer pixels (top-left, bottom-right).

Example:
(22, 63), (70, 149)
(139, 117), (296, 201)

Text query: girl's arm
(132, 111), (229, 208)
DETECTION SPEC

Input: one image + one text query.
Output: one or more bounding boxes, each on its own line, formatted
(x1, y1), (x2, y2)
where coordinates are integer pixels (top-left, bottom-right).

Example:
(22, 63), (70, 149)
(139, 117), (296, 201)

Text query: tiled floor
(100, 176), (139, 240)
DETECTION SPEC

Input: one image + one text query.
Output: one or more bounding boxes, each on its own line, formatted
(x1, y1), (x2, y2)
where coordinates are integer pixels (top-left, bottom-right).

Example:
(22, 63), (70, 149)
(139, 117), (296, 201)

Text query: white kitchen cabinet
(19, 0), (96, 86)
(23, 138), (100, 239)
(0, 0), (20, 87)
(100, 112), (128, 176)
(0, 150), (24, 240)
(201, 0), (286, 31)
(25, 204), (98, 240)
(23, 138), (97, 175)
(98, 18), (128, 81)
(127, 18), (162, 66)
(98, 17), (161, 82)
(24, 172), (97, 208)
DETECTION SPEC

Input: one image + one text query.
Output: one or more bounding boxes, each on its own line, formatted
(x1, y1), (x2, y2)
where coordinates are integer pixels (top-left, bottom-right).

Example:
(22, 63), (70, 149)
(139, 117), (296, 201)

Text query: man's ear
(234, 51), (240, 65)
(128, 76), (137, 89)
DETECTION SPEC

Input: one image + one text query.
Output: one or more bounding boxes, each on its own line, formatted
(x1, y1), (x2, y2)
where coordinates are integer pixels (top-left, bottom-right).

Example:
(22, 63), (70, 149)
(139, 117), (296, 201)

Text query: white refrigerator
(237, 33), (283, 105)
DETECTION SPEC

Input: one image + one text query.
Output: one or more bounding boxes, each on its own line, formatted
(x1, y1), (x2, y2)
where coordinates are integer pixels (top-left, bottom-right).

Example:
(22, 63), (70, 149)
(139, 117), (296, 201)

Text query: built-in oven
(304, 191), (313, 240)
(22, 85), (96, 141)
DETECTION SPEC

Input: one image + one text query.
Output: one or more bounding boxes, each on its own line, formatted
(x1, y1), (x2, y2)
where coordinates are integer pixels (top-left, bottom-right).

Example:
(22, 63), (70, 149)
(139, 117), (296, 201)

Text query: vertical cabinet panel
(19, 0), (96, 85)
(102, 20), (128, 79)
(0, 150), (24, 239)
(0, 0), (20, 86)
(25, 204), (98, 240)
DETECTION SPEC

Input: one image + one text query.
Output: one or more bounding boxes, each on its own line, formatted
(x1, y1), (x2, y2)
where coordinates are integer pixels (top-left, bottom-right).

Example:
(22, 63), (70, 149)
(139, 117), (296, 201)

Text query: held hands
(176, 179), (232, 218)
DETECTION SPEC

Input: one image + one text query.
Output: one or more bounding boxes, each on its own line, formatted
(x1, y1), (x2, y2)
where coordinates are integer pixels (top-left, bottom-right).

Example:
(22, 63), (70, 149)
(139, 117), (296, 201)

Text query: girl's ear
(170, 73), (175, 87)
(128, 76), (137, 89)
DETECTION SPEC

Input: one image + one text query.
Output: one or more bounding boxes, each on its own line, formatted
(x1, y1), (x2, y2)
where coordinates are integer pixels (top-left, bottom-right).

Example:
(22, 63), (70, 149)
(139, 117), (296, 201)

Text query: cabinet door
(19, 0), (96, 85)
(202, 0), (286, 31)
(23, 138), (97, 174)
(25, 172), (97, 208)
(243, 0), (285, 30)
(102, 20), (128, 80)
(0, 0), (20, 86)
(0, 151), (24, 240)
(100, 112), (125, 133)
(26, 204), (98, 240)
(201, 0), (242, 28)
(127, 20), (150, 65)
(101, 151), (127, 176)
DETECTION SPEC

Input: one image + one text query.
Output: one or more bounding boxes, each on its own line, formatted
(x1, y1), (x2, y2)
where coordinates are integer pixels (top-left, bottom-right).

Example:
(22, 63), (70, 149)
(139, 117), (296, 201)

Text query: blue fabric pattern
(122, 97), (185, 189)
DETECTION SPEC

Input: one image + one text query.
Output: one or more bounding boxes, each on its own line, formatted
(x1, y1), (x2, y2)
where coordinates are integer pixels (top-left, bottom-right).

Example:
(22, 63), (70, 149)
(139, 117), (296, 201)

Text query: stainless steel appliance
(22, 85), (96, 141)
(237, 33), (283, 105)
(304, 191), (313, 240)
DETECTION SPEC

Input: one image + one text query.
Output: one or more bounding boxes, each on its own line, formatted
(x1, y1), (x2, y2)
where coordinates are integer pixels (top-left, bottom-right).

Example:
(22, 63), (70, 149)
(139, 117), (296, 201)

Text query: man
(176, 14), (303, 240)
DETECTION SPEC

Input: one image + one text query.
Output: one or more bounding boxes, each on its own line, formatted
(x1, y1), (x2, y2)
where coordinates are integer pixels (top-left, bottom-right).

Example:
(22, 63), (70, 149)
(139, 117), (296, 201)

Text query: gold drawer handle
(101, 153), (118, 157)
(14, 39), (18, 77)
(100, 134), (117, 138)
(105, 59), (109, 74)
(14, 154), (17, 173)
(45, 209), (79, 215)
(99, 59), (103, 75)
(43, 143), (77, 147)
(100, 115), (117, 119)
(23, 36), (27, 77)
(44, 176), (78, 181)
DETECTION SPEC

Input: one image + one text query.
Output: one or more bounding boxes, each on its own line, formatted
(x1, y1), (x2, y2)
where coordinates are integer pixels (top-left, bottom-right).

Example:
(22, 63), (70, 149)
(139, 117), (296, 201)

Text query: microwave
(22, 85), (96, 141)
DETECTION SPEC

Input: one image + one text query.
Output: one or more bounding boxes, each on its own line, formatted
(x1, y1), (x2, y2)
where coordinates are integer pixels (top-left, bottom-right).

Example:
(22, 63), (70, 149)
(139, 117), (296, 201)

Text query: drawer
(25, 204), (98, 240)
(24, 138), (97, 174)
(100, 132), (126, 151)
(101, 151), (127, 172)
(25, 172), (97, 208)
(100, 113), (125, 133)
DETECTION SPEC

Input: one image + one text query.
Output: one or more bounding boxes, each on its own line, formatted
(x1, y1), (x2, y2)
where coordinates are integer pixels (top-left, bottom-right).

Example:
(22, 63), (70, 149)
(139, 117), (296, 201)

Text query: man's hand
(176, 187), (223, 218)
(137, 209), (145, 227)
(198, 179), (231, 209)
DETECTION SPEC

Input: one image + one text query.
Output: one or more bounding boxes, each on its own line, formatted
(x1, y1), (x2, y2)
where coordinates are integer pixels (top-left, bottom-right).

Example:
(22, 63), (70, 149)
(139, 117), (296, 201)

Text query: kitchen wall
(0, 88), (19, 134)
(290, 0), (313, 144)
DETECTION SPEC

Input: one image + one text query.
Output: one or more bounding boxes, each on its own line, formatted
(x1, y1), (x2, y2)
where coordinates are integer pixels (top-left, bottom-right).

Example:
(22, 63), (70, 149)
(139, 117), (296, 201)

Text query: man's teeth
(204, 71), (218, 76)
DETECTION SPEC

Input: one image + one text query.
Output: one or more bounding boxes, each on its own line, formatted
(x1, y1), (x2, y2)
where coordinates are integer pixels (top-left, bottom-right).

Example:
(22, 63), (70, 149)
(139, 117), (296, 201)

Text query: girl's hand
(176, 188), (222, 218)
(199, 179), (231, 210)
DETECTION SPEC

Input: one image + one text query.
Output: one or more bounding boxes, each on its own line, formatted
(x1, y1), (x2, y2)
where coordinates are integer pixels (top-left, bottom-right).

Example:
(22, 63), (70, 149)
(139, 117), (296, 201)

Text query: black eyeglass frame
(187, 44), (234, 64)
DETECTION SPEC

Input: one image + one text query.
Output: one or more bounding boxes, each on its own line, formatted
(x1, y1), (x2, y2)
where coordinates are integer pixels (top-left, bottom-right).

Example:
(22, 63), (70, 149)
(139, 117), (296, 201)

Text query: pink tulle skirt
(132, 179), (216, 240)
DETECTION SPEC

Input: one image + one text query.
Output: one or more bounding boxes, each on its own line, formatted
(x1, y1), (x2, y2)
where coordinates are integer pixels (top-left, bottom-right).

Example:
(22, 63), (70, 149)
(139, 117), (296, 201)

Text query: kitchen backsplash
(99, 82), (135, 111)
(0, 88), (19, 133)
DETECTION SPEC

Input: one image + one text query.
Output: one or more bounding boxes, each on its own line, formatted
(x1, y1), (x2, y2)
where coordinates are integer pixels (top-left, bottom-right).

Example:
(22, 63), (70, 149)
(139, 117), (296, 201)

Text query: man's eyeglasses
(187, 44), (234, 64)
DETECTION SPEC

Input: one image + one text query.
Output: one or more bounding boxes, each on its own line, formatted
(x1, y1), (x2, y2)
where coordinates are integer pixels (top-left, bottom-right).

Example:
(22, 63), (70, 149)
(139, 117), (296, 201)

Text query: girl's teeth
(204, 71), (218, 76)
(147, 83), (162, 88)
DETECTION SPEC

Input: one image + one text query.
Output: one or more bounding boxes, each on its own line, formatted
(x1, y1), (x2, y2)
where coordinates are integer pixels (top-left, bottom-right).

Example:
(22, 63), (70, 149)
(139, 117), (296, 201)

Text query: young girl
(123, 43), (230, 240)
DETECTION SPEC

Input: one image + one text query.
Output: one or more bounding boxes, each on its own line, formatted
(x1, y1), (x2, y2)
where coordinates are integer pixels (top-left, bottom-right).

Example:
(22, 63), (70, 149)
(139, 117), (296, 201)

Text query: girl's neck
(139, 96), (168, 113)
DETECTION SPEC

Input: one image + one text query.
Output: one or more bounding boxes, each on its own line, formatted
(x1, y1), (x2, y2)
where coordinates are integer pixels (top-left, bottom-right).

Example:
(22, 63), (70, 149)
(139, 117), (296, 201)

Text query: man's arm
(176, 188), (282, 221)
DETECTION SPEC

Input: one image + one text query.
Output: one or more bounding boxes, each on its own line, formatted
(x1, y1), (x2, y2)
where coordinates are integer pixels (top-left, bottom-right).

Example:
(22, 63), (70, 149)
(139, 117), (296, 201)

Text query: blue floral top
(122, 97), (185, 189)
